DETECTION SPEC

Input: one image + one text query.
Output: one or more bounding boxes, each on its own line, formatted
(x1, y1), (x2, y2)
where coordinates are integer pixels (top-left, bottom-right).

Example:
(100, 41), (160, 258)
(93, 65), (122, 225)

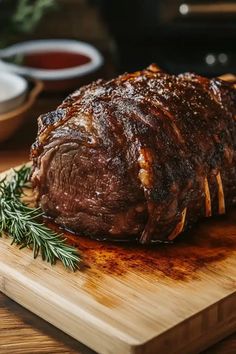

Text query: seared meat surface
(31, 64), (236, 243)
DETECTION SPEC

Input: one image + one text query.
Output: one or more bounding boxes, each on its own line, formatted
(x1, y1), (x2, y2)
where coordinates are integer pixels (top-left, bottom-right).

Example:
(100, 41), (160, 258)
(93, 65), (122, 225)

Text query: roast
(31, 64), (236, 244)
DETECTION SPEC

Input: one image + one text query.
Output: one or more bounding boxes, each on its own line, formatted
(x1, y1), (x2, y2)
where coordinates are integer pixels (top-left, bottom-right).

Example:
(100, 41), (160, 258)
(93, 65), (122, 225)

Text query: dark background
(97, 0), (236, 75)
(0, 0), (235, 77)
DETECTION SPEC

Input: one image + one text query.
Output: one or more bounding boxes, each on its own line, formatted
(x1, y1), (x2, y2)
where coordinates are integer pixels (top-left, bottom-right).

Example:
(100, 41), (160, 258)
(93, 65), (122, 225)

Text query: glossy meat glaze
(31, 64), (236, 243)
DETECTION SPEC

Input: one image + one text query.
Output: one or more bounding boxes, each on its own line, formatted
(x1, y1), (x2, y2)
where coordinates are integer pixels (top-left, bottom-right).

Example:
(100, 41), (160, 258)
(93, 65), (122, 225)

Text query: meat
(31, 64), (236, 244)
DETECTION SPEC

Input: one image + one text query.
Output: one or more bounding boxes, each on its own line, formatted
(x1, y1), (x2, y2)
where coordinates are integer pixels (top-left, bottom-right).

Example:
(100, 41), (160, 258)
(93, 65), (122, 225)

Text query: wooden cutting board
(0, 166), (236, 354)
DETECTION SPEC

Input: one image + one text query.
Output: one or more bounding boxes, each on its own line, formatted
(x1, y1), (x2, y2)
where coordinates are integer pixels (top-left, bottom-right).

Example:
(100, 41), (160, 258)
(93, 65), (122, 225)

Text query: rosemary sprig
(0, 165), (80, 271)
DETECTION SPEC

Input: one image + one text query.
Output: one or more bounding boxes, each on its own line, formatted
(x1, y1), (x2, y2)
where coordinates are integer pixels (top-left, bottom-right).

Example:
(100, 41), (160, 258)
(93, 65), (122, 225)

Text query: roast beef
(31, 64), (236, 244)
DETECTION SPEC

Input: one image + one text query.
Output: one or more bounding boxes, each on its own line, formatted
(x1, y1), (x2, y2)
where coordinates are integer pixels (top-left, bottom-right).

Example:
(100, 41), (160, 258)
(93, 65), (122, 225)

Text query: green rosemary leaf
(0, 165), (81, 271)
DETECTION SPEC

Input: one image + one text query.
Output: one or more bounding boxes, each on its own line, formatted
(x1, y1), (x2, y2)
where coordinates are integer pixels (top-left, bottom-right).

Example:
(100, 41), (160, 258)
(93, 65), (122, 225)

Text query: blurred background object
(0, 39), (103, 91)
(0, 0), (114, 80)
(1, 0), (234, 80)
(0, 1), (109, 172)
(0, 71), (28, 114)
(0, 0), (57, 48)
(97, 0), (236, 76)
(0, 0), (109, 144)
(0, 78), (43, 143)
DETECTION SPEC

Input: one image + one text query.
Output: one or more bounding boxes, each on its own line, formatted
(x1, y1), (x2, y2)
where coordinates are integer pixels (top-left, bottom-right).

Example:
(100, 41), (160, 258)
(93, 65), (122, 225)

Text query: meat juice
(45, 212), (236, 281)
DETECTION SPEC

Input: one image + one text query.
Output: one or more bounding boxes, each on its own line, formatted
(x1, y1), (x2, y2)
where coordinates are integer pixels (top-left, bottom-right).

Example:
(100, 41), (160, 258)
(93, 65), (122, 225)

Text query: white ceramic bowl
(0, 71), (28, 114)
(0, 39), (103, 81)
(0, 80), (43, 143)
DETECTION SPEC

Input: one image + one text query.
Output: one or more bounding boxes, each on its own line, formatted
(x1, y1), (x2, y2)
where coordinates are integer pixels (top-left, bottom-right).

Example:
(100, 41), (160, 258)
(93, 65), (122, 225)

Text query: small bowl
(0, 71), (28, 114)
(0, 39), (103, 91)
(0, 80), (43, 143)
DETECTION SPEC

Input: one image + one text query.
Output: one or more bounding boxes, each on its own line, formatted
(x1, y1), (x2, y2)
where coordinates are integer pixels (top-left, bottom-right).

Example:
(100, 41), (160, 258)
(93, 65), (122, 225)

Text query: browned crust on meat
(31, 64), (236, 243)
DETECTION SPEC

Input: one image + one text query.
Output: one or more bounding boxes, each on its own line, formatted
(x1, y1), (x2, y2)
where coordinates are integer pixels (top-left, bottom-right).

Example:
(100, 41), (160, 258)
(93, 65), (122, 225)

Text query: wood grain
(0, 293), (94, 354)
(0, 166), (236, 354)
(0, 293), (235, 354)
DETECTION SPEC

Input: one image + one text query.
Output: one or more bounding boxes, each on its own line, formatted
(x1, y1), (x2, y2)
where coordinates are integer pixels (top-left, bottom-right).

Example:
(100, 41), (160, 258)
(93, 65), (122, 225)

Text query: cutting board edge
(0, 258), (145, 354)
(139, 291), (236, 354)
(0, 260), (235, 354)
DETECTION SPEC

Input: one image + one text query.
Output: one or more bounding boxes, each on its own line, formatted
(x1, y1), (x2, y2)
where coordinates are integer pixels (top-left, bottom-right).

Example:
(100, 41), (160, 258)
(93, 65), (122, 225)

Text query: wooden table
(0, 95), (236, 354)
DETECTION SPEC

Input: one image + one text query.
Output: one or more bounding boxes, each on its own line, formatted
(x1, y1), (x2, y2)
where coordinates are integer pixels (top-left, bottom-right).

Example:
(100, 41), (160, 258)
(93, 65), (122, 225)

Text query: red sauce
(24, 51), (91, 69)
